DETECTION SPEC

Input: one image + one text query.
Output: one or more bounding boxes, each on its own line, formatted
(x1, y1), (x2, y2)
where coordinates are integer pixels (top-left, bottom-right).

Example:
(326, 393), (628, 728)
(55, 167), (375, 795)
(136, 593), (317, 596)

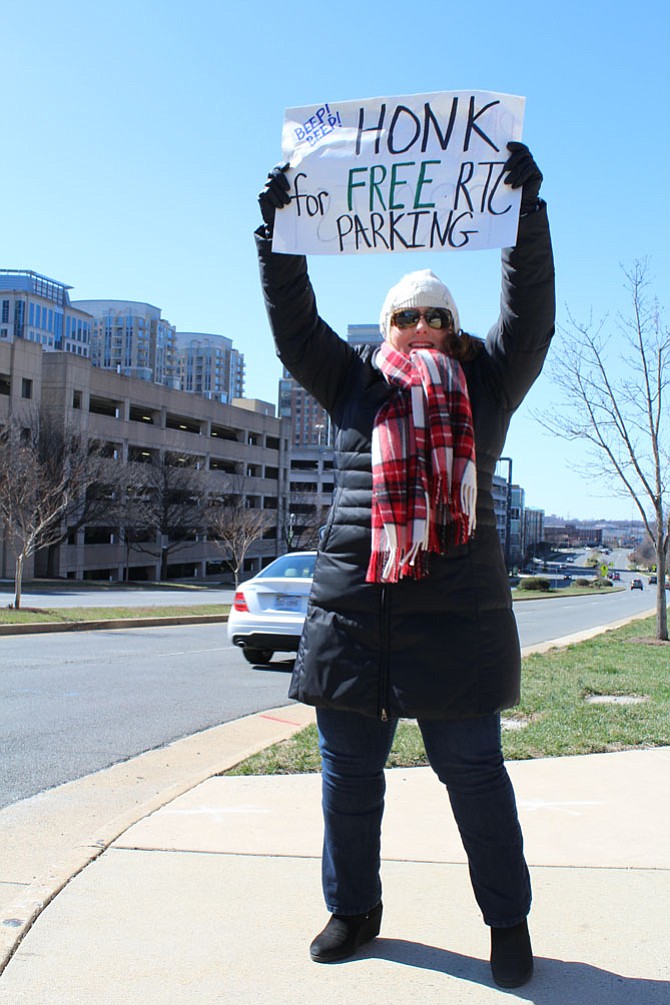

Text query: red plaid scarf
(366, 342), (477, 583)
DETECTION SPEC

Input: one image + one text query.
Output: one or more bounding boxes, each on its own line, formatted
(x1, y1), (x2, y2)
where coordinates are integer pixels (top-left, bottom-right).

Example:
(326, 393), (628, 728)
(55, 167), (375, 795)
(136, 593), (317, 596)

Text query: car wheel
(242, 647), (274, 665)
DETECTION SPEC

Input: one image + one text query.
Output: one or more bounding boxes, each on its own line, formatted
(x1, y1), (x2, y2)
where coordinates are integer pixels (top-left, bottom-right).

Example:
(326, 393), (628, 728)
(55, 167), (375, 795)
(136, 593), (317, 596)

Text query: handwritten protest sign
(272, 90), (525, 256)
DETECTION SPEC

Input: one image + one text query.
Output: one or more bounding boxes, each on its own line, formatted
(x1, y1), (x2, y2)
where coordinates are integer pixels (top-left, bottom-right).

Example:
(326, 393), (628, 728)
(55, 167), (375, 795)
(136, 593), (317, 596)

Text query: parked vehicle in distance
(227, 551), (317, 665)
(630, 578), (644, 590)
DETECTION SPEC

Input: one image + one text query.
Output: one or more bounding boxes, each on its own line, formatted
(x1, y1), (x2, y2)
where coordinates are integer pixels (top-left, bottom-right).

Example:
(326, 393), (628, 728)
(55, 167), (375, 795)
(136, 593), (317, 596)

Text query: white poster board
(272, 90), (525, 256)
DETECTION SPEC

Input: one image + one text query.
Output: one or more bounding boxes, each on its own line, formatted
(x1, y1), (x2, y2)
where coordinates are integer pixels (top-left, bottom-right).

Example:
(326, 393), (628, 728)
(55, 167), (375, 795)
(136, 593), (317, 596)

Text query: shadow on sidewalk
(354, 939), (668, 1003)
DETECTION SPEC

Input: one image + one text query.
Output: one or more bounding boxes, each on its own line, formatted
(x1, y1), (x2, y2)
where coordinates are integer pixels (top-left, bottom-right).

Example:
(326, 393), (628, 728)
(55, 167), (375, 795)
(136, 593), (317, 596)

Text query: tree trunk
(655, 527), (668, 641)
(14, 553), (24, 610)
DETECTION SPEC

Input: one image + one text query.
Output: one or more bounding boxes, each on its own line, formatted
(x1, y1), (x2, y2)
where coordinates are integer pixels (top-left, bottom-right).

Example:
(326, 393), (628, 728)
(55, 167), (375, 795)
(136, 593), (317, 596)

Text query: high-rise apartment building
(73, 299), (179, 387)
(346, 323), (383, 348)
(175, 332), (245, 403)
(279, 368), (332, 448)
(492, 471), (510, 553)
(0, 269), (92, 356)
(508, 484), (526, 568)
(523, 507), (545, 560)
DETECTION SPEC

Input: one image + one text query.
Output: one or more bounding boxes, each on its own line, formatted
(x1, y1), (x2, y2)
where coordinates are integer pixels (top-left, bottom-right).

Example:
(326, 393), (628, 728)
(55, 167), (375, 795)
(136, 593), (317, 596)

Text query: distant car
(227, 551), (317, 665)
(611, 571), (621, 581)
(649, 574), (657, 584)
(630, 578), (644, 590)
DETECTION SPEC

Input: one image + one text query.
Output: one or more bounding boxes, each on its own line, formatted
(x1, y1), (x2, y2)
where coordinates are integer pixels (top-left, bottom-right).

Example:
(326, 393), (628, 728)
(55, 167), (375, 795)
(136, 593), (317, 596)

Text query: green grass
(225, 615), (670, 775)
(511, 583), (624, 601)
(225, 719), (430, 776)
(0, 604), (229, 624)
(503, 617), (670, 758)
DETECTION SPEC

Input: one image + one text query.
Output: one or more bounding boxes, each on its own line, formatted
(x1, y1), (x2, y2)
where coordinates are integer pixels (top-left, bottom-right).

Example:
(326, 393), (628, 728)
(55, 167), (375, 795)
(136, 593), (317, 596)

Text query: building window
(14, 300), (25, 339)
(1, 300), (9, 323)
(21, 378), (32, 399)
(84, 526), (117, 545)
(73, 390), (82, 409)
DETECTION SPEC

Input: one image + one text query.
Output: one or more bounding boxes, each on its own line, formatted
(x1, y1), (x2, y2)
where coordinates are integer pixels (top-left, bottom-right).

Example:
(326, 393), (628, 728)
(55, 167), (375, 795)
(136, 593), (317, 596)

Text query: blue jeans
(316, 708), (531, 928)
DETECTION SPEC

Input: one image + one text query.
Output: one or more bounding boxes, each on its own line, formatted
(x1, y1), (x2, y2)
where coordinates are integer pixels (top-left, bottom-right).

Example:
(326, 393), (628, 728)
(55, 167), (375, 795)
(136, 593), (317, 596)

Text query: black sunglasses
(390, 308), (453, 330)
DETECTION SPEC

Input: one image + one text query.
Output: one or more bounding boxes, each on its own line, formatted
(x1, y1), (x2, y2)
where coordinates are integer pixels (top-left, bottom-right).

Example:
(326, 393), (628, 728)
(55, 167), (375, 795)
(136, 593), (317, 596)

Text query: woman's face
(386, 307), (452, 355)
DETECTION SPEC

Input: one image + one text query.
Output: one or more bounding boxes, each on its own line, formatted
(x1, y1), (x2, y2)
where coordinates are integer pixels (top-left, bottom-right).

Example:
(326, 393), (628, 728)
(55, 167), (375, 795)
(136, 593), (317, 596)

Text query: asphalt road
(513, 576), (654, 645)
(0, 572), (657, 810)
(0, 625), (293, 809)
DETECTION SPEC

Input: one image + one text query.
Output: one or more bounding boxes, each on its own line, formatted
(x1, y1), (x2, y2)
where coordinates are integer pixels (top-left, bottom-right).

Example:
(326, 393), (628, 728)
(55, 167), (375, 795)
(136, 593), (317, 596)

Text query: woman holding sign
(256, 141), (553, 990)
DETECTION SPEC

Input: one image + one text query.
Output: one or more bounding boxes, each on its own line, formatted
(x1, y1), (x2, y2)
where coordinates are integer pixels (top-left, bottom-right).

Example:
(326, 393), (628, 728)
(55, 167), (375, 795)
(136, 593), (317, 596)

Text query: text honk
(273, 90), (526, 256)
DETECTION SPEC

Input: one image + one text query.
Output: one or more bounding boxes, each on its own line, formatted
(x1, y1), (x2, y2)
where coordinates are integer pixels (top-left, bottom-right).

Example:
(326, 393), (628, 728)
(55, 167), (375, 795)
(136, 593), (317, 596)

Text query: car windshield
(256, 553), (316, 580)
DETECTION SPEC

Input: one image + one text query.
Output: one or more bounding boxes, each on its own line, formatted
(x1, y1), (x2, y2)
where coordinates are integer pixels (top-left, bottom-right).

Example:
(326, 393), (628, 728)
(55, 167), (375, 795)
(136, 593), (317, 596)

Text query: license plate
(275, 594), (301, 611)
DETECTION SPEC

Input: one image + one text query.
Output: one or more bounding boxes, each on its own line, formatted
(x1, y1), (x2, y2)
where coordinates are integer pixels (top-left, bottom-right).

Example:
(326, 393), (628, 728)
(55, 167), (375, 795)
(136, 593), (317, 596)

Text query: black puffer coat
(256, 202), (555, 721)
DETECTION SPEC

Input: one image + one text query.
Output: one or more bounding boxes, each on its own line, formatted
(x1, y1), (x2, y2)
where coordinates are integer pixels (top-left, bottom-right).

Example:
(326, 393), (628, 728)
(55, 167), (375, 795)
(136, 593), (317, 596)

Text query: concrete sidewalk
(1, 707), (668, 1004)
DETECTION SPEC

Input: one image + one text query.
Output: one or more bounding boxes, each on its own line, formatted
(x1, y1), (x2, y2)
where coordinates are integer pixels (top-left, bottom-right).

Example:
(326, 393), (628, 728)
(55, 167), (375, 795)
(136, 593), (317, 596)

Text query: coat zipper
(379, 585), (390, 720)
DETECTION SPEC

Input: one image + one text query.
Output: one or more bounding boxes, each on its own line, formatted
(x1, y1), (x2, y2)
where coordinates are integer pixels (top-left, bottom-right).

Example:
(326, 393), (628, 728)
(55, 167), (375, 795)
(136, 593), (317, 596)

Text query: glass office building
(0, 270), (91, 355)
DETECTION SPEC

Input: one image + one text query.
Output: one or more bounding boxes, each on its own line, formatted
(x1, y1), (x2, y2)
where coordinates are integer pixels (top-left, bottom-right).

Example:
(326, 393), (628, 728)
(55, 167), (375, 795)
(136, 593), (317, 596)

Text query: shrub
(518, 576), (551, 592)
(575, 577), (592, 587)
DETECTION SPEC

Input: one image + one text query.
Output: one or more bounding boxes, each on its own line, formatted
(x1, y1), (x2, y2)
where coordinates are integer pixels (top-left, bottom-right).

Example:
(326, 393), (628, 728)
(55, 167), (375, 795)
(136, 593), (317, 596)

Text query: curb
(0, 614), (228, 636)
(0, 703), (315, 976)
(519, 606), (657, 656)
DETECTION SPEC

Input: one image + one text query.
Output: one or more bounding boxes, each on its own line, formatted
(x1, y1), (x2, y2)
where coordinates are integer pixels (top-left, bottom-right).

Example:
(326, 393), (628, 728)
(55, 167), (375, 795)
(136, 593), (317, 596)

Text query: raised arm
(484, 144), (556, 410)
(255, 166), (356, 414)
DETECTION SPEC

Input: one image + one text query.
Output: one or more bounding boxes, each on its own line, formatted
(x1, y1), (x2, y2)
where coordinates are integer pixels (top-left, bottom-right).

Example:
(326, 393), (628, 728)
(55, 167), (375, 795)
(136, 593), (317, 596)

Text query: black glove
(504, 142), (543, 213)
(258, 164), (291, 235)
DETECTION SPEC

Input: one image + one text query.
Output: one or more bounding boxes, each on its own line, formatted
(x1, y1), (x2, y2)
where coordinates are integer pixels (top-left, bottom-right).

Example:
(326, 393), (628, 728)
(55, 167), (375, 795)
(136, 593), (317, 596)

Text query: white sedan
(227, 551), (317, 665)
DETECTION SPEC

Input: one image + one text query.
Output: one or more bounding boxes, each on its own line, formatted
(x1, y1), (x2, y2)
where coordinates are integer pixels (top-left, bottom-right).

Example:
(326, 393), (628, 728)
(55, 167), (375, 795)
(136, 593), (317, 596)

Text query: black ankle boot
(309, 903), (383, 963)
(490, 919), (533, 988)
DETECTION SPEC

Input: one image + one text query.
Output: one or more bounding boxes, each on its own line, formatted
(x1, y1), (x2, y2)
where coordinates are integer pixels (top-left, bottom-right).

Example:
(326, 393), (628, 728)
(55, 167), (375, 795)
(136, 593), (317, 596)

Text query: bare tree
(207, 475), (273, 585)
(281, 496), (330, 551)
(110, 463), (157, 581)
(130, 453), (207, 580)
(628, 536), (656, 569)
(0, 415), (104, 608)
(38, 431), (124, 577)
(540, 261), (669, 639)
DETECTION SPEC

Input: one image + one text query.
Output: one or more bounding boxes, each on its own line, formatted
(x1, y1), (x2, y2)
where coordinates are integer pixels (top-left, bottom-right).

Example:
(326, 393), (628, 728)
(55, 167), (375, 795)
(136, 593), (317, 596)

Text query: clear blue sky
(3, 0), (668, 520)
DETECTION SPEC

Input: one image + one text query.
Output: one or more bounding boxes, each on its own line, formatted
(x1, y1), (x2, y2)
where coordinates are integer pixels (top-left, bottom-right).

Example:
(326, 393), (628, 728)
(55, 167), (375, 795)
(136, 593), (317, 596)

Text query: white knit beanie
(379, 269), (460, 338)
